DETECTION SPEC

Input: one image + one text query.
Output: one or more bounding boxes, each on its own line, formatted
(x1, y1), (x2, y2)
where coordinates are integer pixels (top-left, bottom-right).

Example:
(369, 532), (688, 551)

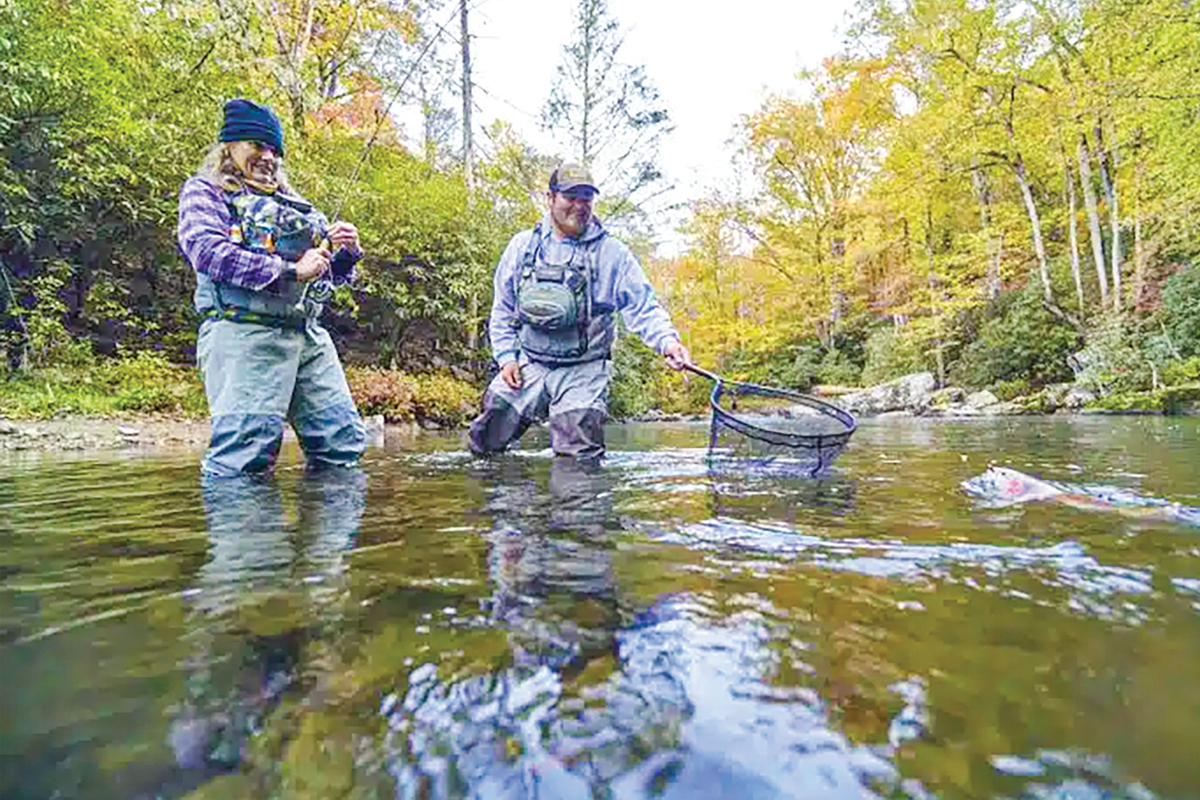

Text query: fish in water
(961, 466), (1200, 527)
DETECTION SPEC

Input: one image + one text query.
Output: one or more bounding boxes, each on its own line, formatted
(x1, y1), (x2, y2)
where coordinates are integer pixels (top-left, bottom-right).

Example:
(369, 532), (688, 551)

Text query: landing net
(694, 368), (857, 477)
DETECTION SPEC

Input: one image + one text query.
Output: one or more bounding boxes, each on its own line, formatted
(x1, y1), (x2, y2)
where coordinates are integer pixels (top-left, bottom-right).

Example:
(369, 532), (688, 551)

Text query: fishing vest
(195, 186), (332, 325)
(515, 223), (610, 364)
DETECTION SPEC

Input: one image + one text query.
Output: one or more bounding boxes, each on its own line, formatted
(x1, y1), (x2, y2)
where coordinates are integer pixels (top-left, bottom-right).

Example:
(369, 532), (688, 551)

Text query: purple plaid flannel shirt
(177, 176), (359, 289)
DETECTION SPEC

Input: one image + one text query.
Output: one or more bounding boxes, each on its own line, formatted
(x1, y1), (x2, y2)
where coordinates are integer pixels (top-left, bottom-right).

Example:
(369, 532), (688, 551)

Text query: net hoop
(687, 365), (857, 473)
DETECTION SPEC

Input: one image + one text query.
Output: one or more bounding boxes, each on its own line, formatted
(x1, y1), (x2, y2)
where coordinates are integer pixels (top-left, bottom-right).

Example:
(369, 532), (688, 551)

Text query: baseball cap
(549, 163), (598, 197)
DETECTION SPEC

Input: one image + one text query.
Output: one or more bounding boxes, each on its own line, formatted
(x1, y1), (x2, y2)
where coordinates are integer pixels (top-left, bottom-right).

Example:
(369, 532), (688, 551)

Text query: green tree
(541, 0), (673, 232)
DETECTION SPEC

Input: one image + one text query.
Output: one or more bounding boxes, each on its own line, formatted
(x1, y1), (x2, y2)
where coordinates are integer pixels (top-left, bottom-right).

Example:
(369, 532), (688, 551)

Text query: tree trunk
(1108, 133), (1122, 312)
(460, 0), (475, 199)
(830, 206), (847, 324)
(1012, 155), (1053, 302)
(971, 164), (1001, 300)
(1077, 135), (1109, 305)
(269, 0), (315, 135)
(1094, 123), (1114, 206)
(1063, 154), (1085, 311)
(926, 207), (944, 386)
(460, 0), (478, 351)
(1132, 158), (1147, 310)
(579, 0), (598, 163)
(1133, 209), (1146, 310)
(992, 232), (1003, 301)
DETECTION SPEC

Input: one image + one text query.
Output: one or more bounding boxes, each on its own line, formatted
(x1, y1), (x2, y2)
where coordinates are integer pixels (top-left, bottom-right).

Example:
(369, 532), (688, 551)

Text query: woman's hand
(295, 247), (331, 282)
(326, 221), (360, 252)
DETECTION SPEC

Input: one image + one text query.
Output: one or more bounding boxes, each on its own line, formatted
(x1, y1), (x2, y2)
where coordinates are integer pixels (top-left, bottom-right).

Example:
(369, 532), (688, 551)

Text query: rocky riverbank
(0, 417), (212, 453)
(830, 371), (1200, 418)
(830, 372), (1099, 418)
(626, 370), (1200, 423)
(0, 414), (392, 454)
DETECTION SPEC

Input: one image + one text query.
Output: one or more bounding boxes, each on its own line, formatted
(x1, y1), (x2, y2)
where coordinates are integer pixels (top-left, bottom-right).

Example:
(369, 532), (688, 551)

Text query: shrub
(991, 377), (1030, 401)
(0, 350), (205, 418)
(816, 348), (863, 386)
(346, 366), (417, 421)
(1161, 266), (1200, 358)
(781, 341), (822, 391)
(608, 333), (707, 419)
(1162, 355), (1200, 385)
(345, 366), (479, 426)
(950, 286), (1078, 389)
(114, 386), (179, 413)
(608, 334), (663, 419)
(860, 326), (926, 386)
(410, 373), (480, 427)
(1070, 314), (1154, 395)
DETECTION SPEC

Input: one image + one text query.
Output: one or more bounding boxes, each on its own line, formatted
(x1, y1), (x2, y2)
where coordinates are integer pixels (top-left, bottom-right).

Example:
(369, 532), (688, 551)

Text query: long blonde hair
(195, 142), (296, 195)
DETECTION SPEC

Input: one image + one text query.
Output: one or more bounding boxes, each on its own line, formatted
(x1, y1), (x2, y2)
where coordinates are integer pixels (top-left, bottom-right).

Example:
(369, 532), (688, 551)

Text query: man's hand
(663, 340), (692, 371)
(500, 361), (523, 390)
(326, 221), (360, 252)
(295, 247), (331, 282)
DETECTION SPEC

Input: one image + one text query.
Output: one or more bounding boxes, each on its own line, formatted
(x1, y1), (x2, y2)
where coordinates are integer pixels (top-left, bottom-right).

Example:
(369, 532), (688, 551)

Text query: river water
(2, 417), (1198, 800)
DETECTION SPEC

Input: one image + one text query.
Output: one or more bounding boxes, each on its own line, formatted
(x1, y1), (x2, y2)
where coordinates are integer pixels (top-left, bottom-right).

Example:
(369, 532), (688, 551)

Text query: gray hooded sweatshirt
(488, 215), (681, 367)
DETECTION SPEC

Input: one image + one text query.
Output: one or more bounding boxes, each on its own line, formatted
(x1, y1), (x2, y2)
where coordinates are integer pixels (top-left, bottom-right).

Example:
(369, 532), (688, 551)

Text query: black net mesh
(697, 370), (857, 477)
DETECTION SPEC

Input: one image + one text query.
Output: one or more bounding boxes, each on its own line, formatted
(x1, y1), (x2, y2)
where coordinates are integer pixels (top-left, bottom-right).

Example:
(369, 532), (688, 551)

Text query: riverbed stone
(1063, 387), (1096, 410)
(965, 390), (1000, 410)
(991, 401), (1026, 415)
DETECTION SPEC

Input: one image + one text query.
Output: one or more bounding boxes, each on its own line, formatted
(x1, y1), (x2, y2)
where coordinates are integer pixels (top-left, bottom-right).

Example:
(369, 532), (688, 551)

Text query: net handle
(684, 363), (724, 410)
(683, 363), (722, 383)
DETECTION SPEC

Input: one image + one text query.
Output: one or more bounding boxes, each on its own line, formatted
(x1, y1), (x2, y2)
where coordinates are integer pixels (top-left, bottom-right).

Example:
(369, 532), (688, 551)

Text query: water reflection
(479, 457), (620, 672)
(385, 456), (900, 799)
(170, 468), (366, 775)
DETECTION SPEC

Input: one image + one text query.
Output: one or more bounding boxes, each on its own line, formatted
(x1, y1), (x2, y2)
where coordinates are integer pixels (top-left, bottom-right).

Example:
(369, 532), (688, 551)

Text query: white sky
(454, 0), (857, 246)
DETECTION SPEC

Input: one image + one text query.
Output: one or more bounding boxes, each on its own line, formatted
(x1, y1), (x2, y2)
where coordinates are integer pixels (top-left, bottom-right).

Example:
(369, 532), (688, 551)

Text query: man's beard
(557, 209), (586, 235)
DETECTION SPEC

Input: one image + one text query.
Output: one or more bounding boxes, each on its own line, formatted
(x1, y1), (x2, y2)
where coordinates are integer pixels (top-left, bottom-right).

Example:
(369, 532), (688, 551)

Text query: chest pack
(225, 187), (327, 262)
(205, 186), (332, 321)
(515, 224), (604, 362)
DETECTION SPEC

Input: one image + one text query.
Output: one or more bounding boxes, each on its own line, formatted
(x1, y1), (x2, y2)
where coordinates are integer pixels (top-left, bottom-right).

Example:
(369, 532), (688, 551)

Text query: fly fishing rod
(297, 4), (466, 307)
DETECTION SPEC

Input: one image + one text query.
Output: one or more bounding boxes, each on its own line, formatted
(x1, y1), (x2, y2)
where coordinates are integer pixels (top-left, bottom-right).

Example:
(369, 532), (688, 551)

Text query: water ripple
(382, 595), (911, 800)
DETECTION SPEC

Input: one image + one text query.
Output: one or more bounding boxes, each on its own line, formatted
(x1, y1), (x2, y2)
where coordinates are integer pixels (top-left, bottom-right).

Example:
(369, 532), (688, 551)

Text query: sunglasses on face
(245, 142), (278, 158)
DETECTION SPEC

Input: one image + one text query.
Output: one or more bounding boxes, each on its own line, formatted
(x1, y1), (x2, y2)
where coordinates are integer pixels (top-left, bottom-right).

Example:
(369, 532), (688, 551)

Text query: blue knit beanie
(219, 98), (285, 157)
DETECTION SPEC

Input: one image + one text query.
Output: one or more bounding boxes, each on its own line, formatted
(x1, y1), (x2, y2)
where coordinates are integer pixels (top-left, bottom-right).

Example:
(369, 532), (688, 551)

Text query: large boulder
(965, 389), (1000, 410)
(840, 372), (936, 416)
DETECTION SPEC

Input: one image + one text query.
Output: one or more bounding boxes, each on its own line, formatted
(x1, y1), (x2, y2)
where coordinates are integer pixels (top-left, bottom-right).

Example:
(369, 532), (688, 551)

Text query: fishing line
(328, 0), (479, 221)
(296, 2), (476, 310)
